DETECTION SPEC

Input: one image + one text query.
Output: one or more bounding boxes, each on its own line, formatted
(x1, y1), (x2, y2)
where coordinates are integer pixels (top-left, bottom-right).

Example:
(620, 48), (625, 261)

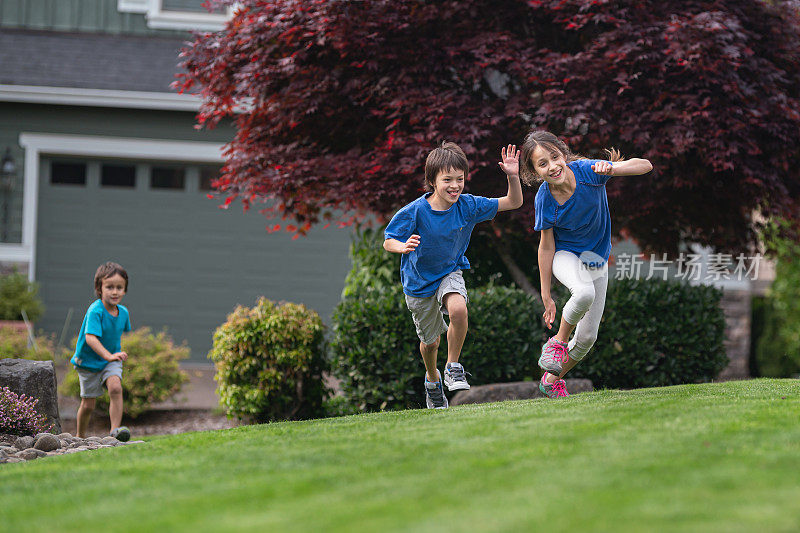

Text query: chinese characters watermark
(613, 253), (762, 282)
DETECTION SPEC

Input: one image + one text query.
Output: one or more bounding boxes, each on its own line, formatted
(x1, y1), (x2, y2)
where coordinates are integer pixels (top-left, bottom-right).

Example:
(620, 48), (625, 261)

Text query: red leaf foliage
(178, 0), (800, 254)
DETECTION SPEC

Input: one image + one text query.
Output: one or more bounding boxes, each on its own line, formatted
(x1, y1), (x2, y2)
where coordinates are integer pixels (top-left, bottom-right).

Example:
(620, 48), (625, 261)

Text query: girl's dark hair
(519, 130), (621, 186)
(94, 262), (128, 297)
(424, 141), (469, 191)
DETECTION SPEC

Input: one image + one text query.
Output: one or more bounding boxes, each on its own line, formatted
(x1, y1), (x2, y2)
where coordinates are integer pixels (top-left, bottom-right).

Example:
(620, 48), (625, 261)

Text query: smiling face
(429, 167), (465, 209)
(99, 273), (127, 309)
(529, 144), (570, 186)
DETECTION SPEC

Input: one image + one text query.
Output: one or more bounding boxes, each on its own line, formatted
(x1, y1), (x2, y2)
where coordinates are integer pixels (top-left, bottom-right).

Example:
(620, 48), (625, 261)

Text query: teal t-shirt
(385, 193), (499, 297)
(70, 299), (131, 371)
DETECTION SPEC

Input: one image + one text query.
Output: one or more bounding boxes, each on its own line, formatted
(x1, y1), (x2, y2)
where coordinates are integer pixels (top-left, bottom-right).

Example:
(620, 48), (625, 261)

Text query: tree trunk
(492, 235), (542, 304)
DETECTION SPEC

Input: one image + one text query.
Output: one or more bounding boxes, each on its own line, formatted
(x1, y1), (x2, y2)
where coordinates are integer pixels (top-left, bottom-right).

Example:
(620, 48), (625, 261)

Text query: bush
(753, 219), (800, 377)
(0, 272), (44, 322)
(331, 282), (548, 411)
(0, 386), (53, 436)
(570, 278), (729, 389)
(61, 328), (189, 418)
(0, 326), (64, 362)
(751, 296), (799, 377)
(208, 297), (328, 422)
(332, 227), (728, 409)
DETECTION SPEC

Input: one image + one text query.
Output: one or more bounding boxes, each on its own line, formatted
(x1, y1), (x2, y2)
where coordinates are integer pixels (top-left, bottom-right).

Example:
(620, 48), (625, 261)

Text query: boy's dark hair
(94, 262), (128, 297)
(424, 141), (469, 191)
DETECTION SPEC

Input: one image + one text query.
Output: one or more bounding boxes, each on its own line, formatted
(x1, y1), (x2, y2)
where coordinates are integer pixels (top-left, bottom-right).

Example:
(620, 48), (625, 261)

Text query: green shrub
(751, 296), (799, 377)
(0, 272), (44, 322)
(332, 227), (728, 409)
(332, 279), (549, 411)
(753, 219), (800, 377)
(61, 328), (189, 418)
(570, 278), (729, 389)
(208, 297), (328, 422)
(0, 326), (64, 362)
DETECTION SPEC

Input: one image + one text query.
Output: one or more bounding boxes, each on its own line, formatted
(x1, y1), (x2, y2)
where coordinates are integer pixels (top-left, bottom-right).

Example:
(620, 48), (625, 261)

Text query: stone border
(0, 432), (144, 464)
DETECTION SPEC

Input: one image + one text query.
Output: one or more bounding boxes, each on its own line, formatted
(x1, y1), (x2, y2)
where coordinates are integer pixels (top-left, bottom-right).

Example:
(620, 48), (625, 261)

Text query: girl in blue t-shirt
(519, 130), (653, 398)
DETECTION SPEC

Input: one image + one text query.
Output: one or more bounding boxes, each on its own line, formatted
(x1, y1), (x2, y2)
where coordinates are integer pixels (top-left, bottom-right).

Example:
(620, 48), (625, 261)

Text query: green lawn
(2, 379), (799, 532)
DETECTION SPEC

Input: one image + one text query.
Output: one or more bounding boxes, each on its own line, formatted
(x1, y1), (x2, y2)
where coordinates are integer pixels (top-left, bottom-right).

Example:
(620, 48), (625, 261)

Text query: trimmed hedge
(331, 227), (728, 410)
(208, 297), (328, 422)
(331, 282), (547, 411)
(61, 328), (189, 418)
(570, 278), (729, 389)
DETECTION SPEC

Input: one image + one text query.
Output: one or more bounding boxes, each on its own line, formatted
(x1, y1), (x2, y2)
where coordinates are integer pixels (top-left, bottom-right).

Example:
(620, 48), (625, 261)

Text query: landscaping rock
(101, 436), (119, 446)
(0, 359), (62, 433)
(450, 378), (593, 406)
(13, 435), (34, 450)
(16, 448), (46, 460)
(58, 432), (72, 440)
(0, 445), (18, 454)
(34, 433), (60, 452)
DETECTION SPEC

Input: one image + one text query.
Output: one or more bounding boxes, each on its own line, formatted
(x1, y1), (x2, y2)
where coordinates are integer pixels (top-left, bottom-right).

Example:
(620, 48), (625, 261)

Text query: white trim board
(0, 85), (202, 112)
(2, 133), (225, 280)
(118, 0), (233, 31)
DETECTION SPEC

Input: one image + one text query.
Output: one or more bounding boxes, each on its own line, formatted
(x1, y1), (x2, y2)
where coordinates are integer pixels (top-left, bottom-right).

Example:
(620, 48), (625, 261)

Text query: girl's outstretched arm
(592, 158), (653, 177)
(538, 228), (557, 329)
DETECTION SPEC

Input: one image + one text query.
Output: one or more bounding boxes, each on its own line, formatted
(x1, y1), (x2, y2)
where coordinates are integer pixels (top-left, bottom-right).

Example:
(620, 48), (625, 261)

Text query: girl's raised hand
(591, 160), (614, 175)
(498, 144), (520, 177)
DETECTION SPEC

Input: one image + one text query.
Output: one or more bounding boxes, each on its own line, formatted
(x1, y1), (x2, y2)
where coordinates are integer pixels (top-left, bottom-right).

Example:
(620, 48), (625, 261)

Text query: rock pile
(0, 432), (144, 464)
(450, 378), (593, 405)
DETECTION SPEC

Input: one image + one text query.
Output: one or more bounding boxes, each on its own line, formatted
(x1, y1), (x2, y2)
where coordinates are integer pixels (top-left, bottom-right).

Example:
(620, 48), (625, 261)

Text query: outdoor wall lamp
(1, 148), (17, 243)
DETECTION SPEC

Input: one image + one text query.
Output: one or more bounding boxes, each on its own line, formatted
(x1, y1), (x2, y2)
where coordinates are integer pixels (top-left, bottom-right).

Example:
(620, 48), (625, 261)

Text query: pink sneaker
(539, 374), (570, 399)
(539, 337), (569, 374)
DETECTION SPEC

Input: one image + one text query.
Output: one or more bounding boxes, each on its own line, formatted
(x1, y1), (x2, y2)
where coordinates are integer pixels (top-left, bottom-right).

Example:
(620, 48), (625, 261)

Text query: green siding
(0, 102), (234, 245)
(0, 0), (188, 36)
(37, 157), (353, 362)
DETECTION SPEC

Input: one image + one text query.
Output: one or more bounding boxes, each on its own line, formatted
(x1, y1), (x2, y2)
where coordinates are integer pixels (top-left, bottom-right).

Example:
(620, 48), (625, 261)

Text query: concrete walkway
(152, 363), (219, 410)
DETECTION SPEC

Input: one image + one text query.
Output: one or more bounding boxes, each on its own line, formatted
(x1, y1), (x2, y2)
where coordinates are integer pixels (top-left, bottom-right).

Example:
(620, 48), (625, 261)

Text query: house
(0, 0), (354, 362)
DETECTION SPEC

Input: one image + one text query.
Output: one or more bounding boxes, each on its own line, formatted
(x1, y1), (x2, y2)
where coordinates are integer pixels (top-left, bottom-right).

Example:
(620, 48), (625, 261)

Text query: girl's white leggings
(551, 250), (609, 362)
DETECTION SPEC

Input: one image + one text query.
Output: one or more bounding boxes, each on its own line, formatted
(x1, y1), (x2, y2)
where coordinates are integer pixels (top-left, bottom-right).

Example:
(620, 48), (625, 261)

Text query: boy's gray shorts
(404, 270), (469, 345)
(75, 361), (123, 398)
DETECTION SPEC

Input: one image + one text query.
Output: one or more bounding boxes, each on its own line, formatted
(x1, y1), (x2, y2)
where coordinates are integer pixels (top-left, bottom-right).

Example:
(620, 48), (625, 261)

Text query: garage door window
(101, 164), (136, 188)
(151, 167), (186, 190)
(199, 165), (223, 191)
(50, 162), (86, 185)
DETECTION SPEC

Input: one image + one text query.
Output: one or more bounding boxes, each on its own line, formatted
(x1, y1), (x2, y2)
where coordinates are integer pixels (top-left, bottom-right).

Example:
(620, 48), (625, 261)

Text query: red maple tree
(177, 0), (800, 289)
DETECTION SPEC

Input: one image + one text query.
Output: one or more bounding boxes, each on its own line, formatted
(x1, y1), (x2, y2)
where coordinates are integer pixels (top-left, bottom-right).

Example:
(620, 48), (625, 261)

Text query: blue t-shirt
(70, 299), (131, 371)
(534, 159), (612, 264)
(385, 193), (499, 297)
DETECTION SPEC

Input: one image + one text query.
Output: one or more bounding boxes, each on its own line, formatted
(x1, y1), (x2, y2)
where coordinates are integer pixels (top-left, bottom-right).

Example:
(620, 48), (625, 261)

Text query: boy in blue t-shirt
(70, 262), (132, 441)
(384, 141), (523, 408)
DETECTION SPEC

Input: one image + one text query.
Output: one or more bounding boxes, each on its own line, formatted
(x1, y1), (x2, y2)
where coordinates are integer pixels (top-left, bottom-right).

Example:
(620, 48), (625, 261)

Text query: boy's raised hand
(111, 351), (128, 362)
(591, 160), (614, 175)
(498, 144), (520, 177)
(401, 234), (420, 254)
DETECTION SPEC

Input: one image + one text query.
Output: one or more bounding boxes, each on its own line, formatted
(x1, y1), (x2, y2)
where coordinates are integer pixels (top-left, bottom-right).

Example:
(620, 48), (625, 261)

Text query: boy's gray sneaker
(443, 362), (471, 391)
(539, 337), (569, 375)
(425, 373), (449, 409)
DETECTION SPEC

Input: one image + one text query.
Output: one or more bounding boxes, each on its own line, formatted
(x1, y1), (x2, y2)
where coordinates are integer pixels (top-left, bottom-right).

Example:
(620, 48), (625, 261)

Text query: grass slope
(1, 379), (799, 532)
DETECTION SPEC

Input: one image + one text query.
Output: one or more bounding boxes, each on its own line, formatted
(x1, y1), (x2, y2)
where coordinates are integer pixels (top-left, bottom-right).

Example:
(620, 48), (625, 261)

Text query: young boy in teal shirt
(70, 262), (132, 441)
